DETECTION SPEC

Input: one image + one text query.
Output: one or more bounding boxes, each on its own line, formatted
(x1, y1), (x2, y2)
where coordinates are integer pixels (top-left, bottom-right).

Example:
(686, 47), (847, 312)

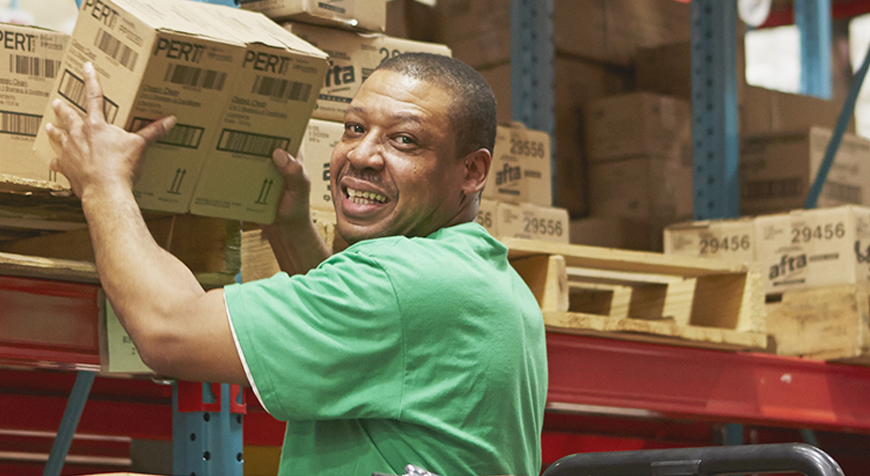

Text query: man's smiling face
(330, 69), (469, 244)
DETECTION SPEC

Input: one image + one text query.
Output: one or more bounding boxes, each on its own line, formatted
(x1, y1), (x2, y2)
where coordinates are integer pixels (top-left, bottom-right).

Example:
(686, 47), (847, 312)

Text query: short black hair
(374, 52), (497, 158)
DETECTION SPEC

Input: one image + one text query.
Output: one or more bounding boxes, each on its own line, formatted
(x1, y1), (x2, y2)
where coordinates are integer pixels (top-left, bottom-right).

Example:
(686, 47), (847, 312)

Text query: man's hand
(269, 147), (313, 226)
(44, 61), (176, 199)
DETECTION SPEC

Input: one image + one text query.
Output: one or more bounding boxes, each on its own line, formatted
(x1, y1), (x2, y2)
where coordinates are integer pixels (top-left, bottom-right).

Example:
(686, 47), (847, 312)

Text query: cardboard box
(33, 0), (328, 223)
(475, 197), (498, 236)
(299, 117), (343, 211)
(554, 0), (689, 66)
(588, 152), (693, 223)
(1, 23), (68, 188)
(432, 0), (509, 67)
(741, 86), (855, 135)
(477, 62), (511, 124)
(755, 205), (870, 294)
(569, 216), (656, 251)
(386, 0), (437, 42)
(483, 123), (552, 207)
(239, 0), (386, 32)
(663, 217), (757, 265)
(495, 201), (569, 243)
(187, 7), (329, 223)
(585, 92), (691, 162)
(635, 42), (692, 100)
(283, 22), (451, 122)
(739, 127), (870, 216)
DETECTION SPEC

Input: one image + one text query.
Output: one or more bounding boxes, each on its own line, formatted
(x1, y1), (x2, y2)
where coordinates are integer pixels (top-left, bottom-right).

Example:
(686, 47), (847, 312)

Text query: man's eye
(345, 123), (365, 134)
(394, 135), (416, 146)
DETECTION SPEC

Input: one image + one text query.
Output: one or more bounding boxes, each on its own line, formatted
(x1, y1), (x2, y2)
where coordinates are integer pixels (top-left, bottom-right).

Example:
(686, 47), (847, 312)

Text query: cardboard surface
(739, 126), (870, 216)
(32, 0), (328, 222)
(483, 123), (552, 207)
(664, 217), (757, 265)
(298, 117), (343, 211)
(496, 201), (569, 243)
(239, 0), (386, 32)
(1, 23), (69, 188)
(755, 205), (870, 293)
(585, 92), (691, 162)
(284, 22), (451, 122)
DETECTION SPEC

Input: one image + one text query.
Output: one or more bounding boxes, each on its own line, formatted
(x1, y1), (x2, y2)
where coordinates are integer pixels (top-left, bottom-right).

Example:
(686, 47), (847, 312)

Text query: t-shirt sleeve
(224, 251), (405, 422)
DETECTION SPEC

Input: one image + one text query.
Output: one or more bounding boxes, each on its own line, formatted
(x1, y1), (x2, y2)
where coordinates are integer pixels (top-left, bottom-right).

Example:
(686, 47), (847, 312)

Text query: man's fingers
(136, 115), (177, 143)
(271, 148), (303, 174)
(82, 62), (107, 122)
(51, 98), (79, 130)
(44, 121), (66, 145)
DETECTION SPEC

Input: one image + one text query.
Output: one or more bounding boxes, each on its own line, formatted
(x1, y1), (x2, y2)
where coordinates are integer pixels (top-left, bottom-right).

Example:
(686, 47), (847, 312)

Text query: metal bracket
(173, 381), (246, 476)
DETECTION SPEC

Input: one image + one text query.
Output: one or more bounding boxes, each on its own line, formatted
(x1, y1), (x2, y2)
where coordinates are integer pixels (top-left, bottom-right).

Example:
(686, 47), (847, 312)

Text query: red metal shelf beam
(547, 332), (870, 432)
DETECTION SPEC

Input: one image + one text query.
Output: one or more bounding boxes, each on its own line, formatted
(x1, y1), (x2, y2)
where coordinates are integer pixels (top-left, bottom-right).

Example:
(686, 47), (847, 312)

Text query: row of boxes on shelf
(664, 205), (870, 364)
(571, 88), (870, 252)
(2, 0), (450, 225)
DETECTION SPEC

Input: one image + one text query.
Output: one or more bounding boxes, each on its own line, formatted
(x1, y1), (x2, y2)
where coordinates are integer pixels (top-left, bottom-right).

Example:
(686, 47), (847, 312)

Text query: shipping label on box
(483, 123), (552, 207)
(740, 127), (870, 216)
(284, 22), (451, 122)
(585, 92), (691, 162)
(240, 0), (386, 32)
(189, 10), (329, 223)
(588, 152), (693, 223)
(101, 300), (152, 374)
(663, 217), (757, 265)
(476, 198), (498, 236)
(755, 206), (870, 293)
(496, 201), (569, 243)
(33, 0), (247, 214)
(299, 118), (343, 211)
(1, 23), (68, 187)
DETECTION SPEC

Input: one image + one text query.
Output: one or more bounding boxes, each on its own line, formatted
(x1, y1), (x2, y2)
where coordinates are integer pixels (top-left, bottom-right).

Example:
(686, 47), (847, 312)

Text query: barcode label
(824, 181), (862, 204)
(131, 118), (204, 149)
(217, 129), (289, 157)
(164, 64), (228, 91)
(58, 69), (120, 123)
(9, 55), (61, 78)
(0, 110), (40, 137)
(251, 76), (312, 102)
(95, 29), (139, 71)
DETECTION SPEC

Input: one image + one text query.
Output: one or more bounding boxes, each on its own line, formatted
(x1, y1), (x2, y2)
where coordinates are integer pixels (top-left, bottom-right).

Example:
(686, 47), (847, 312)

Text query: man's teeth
(347, 188), (388, 204)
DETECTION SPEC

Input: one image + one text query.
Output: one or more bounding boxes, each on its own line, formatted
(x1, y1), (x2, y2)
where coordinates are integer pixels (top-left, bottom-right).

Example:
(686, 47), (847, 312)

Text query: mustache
(339, 167), (385, 186)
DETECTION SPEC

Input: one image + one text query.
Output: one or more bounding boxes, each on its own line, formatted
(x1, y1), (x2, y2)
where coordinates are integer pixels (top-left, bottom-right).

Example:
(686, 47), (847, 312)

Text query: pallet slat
(504, 238), (768, 351)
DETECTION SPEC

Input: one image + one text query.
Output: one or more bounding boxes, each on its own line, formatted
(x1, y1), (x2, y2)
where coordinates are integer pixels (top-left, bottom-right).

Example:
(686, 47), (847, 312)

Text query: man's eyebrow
(344, 106), (425, 127)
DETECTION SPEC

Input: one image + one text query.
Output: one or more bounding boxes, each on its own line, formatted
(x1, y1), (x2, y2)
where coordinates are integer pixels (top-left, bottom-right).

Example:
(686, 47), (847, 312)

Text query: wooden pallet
(766, 283), (870, 364)
(504, 238), (769, 351)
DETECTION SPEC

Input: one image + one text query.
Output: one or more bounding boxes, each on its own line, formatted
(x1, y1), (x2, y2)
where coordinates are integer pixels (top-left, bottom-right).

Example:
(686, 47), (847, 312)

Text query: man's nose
(346, 133), (386, 169)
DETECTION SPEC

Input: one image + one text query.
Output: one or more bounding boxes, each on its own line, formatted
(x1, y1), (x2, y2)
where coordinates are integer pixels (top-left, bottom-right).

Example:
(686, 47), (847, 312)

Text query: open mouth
(346, 187), (390, 205)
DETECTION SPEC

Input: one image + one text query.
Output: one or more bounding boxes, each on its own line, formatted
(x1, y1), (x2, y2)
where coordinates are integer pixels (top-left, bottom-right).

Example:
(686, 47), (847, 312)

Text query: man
(46, 52), (547, 476)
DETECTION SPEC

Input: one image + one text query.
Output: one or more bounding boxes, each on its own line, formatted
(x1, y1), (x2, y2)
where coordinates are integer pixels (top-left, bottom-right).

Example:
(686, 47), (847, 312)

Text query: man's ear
(460, 148), (492, 196)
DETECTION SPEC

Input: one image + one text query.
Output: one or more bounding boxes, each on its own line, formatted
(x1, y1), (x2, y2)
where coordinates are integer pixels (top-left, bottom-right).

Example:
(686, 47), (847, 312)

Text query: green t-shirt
(225, 222), (547, 476)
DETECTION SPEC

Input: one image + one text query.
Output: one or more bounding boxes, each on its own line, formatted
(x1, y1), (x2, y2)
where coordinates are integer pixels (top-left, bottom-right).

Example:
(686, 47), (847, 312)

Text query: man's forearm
(81, 185), (205, 354)
(261, 217), (332, 276)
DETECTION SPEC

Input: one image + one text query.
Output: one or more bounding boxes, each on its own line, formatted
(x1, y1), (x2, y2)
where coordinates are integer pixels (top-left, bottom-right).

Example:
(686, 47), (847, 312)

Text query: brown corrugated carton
(239, 0), (386, 32)
(585, 92), (691, 162)
(32, 0), (328, 223)
(483, 123), (552, 207)
(755, 205), (870, 294)
(495, 201), (569, 243)
(663, 217), (757, 265)
(298, 117), (343, 211)
(1, 23), (68, 188)
(739, 126), (870, 216)
(284, 21), (451, 122)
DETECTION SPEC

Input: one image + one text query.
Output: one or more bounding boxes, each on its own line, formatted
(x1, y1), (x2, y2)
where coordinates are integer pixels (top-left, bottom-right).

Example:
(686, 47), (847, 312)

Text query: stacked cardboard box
(664, 206), (870, 362)
(0, 23), (68, 189)
(478, 122), (569, 244)
(740, 127), (870, 216)
(574, 91), (693, 251)
(26, 0), (330, 223)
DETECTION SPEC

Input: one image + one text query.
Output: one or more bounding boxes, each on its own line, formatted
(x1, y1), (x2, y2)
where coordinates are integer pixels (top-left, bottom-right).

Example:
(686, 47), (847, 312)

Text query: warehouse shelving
(5, 0), (870, 474)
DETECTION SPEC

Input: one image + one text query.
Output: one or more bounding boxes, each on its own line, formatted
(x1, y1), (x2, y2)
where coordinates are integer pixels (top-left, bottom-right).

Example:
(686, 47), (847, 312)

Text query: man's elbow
(130, 324), (189, 377)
